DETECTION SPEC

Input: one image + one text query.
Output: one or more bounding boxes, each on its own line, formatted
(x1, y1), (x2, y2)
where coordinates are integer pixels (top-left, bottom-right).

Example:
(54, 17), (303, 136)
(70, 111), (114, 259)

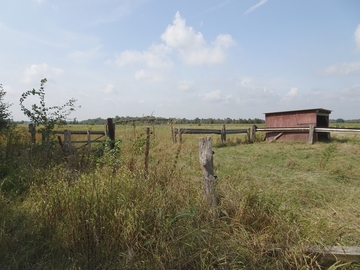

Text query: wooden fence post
(107, 118), (115, 149)
(28, 123), (36, 144)
(199, 137), (218, 216)
(308, 124), (315, 144)
(171, 121), (175, 143)
(252, 125), (257, 143)
(87, 130), (91, 150)
(179, 129), (183, 143)
(247, 128), (251, 143)
(221, 124), (226, 144)
(145, 126), (150, 176)
(64, 130), (72, 152)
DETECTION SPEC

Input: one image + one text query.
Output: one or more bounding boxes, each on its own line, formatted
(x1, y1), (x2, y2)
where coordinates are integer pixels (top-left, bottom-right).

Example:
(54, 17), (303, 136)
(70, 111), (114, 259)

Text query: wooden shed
(265, 108), (331, 142)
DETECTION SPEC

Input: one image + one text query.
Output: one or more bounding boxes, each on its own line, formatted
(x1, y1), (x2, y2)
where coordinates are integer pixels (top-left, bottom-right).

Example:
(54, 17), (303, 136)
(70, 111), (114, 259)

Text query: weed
(1, 124), (360, 269)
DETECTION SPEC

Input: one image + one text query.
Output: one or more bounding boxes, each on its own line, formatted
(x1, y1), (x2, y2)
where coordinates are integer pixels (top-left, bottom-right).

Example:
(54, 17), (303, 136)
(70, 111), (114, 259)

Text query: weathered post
(247, 128), (251, 143)
(144, 126), (150, 176)
(252, 125), (257, 143)
(171, 121), (175, 143)
(87, 130), (91, 150)
(308, 124), (315, 144)
(107, 118), (115, 150)
(221, 124), (226, 144)
(179, 130), (183, 143)
(199, 137), (218, 217)
(64, 130), (72, 152)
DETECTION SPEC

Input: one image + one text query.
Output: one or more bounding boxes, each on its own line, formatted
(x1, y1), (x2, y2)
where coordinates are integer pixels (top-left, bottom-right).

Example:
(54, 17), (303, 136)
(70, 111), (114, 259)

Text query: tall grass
(1, 124), (360, 269)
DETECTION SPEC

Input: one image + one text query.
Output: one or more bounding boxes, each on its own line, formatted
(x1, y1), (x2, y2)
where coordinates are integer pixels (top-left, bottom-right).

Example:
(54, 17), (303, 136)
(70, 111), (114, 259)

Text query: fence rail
(254, 126), (360, 144)
(256, 127), (360, 133)
(173, 124), (250, 143)
(28, 123), (108, 150)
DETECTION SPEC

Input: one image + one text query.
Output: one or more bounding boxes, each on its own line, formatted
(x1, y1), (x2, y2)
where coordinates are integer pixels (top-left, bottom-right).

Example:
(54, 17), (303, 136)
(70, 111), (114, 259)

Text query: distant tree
(0, 84), (12, 132)
(19, 78), (77, 136)
(335, 118), (345, 123)
(225, 117), (232, 124)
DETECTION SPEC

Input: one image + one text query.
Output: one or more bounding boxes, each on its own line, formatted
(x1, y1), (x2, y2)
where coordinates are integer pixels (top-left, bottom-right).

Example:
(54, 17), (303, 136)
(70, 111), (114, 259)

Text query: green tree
(19, 78), (77, 136)
(0, 84), (12, 132)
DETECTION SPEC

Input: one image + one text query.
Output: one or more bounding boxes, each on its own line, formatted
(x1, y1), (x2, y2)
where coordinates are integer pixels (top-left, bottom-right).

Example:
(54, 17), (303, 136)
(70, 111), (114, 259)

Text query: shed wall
(265, 111), (317, 128)
(265, 109), (329, 142)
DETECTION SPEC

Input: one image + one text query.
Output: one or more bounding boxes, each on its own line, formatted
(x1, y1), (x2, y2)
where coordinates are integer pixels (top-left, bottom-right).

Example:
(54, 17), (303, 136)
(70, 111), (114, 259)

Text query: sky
(1, 0), (360, 121)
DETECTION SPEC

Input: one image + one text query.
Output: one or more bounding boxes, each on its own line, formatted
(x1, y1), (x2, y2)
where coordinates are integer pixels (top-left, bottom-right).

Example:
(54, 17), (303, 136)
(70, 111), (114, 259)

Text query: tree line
(71, 116), (266, 126)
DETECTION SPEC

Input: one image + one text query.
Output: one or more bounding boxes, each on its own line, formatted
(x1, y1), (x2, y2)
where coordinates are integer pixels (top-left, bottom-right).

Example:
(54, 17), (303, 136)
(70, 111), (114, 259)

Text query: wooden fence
(254, 125), (360, 144)
(173, 124), (250, 143)
(28, 123), (109, 150)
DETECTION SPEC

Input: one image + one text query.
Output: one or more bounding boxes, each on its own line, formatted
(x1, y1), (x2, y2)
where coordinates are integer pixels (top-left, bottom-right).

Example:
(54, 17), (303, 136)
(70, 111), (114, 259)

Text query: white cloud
(355, 24), (360, 52)
(100, 84), (115, 94)
(201, 89), (232, 103)
(201, 90), (222, 102)
(319, 62), (360, 76)
(110, 12), (235, 70)
(22, 64), (64, 84)
(161, 12), (235, 66)
(134, 69), (165, 83)
(178, 80), (194, 92)
(244, 0), (268, 15)
(286, 87), (298, 97)
(114, 44), (172, 69)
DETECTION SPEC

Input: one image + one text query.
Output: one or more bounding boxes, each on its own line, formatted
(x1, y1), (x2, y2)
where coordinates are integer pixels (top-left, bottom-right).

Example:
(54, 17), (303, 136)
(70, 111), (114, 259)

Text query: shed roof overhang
(264, 108), (332, 116)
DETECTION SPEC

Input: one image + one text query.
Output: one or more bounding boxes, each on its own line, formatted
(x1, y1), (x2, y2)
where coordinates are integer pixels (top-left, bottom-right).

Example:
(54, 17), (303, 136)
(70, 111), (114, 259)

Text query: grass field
(1, 123), (360, 269)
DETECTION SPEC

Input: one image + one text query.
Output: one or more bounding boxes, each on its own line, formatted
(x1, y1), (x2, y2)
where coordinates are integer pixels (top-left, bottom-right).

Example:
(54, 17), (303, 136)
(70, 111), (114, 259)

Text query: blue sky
(1, 0), (360, 121)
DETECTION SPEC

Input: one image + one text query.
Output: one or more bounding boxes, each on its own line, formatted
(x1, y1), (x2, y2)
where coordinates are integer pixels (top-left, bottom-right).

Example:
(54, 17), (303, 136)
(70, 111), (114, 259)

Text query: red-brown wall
(265, 109), (330, 142)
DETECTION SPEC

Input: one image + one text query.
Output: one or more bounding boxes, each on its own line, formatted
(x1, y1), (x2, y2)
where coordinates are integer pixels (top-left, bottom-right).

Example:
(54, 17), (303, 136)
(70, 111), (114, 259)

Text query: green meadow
(1, 123), (360, 269)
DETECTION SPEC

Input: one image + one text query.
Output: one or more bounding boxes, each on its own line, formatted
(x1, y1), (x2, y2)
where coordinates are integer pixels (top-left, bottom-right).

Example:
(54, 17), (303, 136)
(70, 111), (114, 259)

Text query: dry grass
(1, 124), (360, 269)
